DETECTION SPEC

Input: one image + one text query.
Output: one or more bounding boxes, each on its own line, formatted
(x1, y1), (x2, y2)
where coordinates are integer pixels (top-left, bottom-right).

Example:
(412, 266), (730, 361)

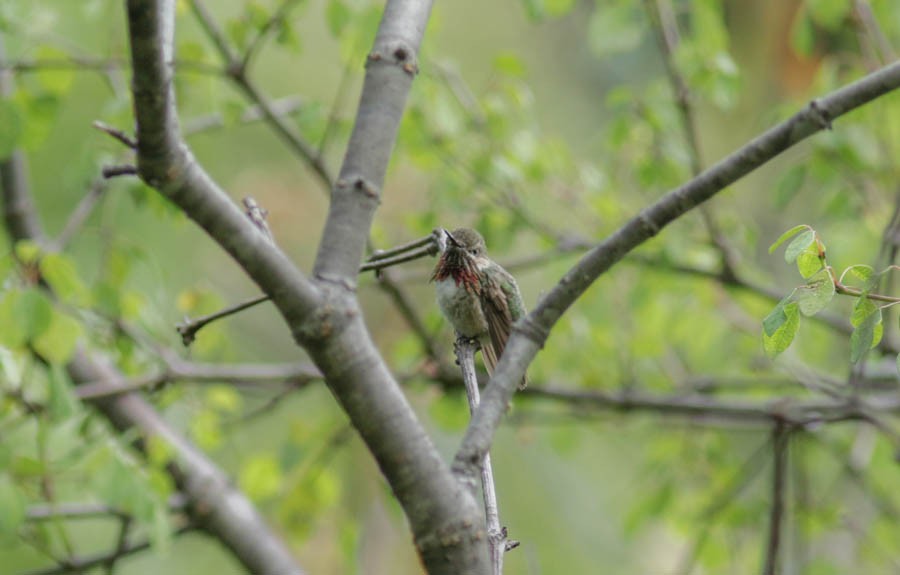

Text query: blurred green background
(2, 0), (900, 573)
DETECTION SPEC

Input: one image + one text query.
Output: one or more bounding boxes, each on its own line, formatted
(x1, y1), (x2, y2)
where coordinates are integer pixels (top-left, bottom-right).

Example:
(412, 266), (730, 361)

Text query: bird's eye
(470, 249), (478, 255)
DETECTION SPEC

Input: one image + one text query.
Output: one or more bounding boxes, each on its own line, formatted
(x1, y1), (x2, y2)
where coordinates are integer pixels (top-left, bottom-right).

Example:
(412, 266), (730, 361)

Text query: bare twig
(175, 294), (269, 346)
(762, 422), (789, 575)
(0, 56), (222, 75)
(188, 0), (334, 190)
(676, 437), (772, 573)
(182, 95), (305, 135)
(359, 244), (437, 272)
(26, 495), (188, 522)
(50, 177), (108, 251)
(179, 232), (440, 345)
(643, 0), (740, 280)
(454, 338), (514, 574)
(240, 0), (306, 73)
(101, 165), (138, 179)
(20, 524), (197, 575)
(75, 357), (321, 401)
(93, 121), (137, 149)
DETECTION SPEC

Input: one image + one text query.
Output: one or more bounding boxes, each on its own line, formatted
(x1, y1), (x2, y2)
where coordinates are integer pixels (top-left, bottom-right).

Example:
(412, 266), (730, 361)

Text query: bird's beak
(444, 229), (461, 248)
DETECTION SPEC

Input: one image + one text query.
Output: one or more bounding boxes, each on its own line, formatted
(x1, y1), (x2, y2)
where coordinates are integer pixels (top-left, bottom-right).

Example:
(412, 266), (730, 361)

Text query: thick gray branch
(312, 0), (433, 283)
(126, 1), (489, 572)
(454, 61), (900, 481)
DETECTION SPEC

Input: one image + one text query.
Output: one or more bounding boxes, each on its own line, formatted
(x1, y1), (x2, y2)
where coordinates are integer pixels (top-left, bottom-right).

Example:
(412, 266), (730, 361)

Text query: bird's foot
(453, 334), (481, 365)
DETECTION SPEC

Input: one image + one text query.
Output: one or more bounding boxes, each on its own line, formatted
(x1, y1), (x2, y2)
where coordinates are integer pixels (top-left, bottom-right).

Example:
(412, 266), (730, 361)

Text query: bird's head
(443, 228), (488, 260)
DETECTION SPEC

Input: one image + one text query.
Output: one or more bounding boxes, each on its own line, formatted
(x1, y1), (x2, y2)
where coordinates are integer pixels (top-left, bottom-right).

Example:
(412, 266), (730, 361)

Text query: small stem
(101, 165), (138, 179)
(92, 121), (137, 149)
(762, 422), (789, 575)
(176, 294), (270, 346)
(366, 231), (439, 262)
(359, 244), (437, 272)
(454, 338), (515, 574)
(50, 177), (107, 251)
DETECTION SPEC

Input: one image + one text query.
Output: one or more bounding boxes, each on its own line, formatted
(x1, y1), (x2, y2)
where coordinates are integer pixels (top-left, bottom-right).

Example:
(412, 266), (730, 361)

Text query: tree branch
(126, 1), (489, 572)
(454, 61), (900, 481)
(20, 524), (197, 575)
(762, 422), (789, 575)
(455, 339), (514, 574)
(311, 0), (432, 283)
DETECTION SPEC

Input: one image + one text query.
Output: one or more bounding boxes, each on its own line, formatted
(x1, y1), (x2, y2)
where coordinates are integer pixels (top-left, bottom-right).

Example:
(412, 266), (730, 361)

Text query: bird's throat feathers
(431, 253), (481, 293)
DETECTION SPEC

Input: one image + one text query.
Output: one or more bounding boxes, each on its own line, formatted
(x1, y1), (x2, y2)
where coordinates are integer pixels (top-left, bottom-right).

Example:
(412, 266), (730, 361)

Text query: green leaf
(807, 0), (851, 30)
(39, 253), (89, 305)
(325, 0), (351, 36)
(768, 224), (810, 254)
(0, 474), (26, 535)
(521, 0), (544, 21)
(797, 251), (823, 278)
(0, 291), (27, 348)
(790, 9), (816, 57)
(34, 46), (75, 96)
(850, 303), (881, 363)
(18, 92), (61, 151)
(14, 239), (42, 264)
(792, 269), (835, 316)
(46, 364), (79, 420)
(845, 264), (874, 283)
(588, 2), (643, 56)
(32, 310), (82, 365)
(239, 453), (283, 501)
(10, 456), (45, 477)
(190, 410), (222, 450)
(16, 289), (54, 341)
(544, 0), (575, 17)
(784, 230), (816, 263)
(0, 99), (23, 158)
(763, 302), (800, 357)
(206, 386), (243, 413)
(763, 295), (792, 337)
(493, 53), (527, 78)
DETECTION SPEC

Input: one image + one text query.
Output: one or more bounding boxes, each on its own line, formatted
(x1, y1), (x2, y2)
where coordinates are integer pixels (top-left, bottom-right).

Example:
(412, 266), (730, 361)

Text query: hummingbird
(431, 228), (528, 389)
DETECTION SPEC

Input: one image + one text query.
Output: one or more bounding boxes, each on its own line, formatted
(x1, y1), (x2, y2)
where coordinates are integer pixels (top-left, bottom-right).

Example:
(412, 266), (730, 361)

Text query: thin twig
(50, 177), (108, 251)
(644, 0), (740, 280)
(101, 165), (138, 179)
(676, 437), (773, 574)
(188, 0), (334, 190)
(0, 57), (222, 75)
(240, 0), (306, 73)
(178, 233), (440, 345)
(454, 338), (515, 574)
(103, 517), (133, 575)
(359, 244), (438, 272)
(182, 95), (305, 135)
(21, 524), (197, 575)
(762, 422), (789, 575)
(175, 294), (270, 346)
(92, 121), (137, 149)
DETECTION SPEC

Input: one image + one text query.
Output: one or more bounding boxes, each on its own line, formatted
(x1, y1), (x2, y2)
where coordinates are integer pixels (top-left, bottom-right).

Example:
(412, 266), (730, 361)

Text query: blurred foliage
(1, 0), (900, 573)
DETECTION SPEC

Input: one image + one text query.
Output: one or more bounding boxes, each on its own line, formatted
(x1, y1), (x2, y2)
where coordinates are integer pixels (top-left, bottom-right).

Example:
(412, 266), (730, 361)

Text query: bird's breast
(435, 277), (488, 338)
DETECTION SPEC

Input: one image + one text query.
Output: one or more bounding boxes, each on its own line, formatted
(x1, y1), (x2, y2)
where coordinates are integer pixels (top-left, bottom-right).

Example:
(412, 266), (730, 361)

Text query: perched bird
(431, 228), (528, 389)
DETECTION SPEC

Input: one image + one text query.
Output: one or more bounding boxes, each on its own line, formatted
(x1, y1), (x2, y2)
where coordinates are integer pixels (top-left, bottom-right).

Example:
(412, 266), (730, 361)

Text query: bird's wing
(481, 270), (528, 388)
